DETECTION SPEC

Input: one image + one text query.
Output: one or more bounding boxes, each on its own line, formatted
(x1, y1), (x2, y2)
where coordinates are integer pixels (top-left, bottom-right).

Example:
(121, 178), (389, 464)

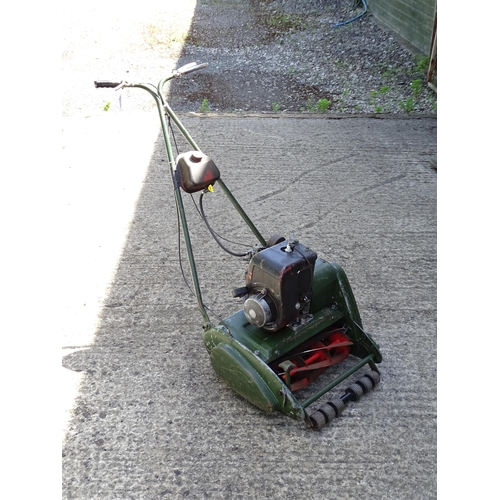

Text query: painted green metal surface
(204, 324), (305, 420)
(296, 258), (380, 362)
(218, 307), (345, 364)
(210, 343), (279, 412)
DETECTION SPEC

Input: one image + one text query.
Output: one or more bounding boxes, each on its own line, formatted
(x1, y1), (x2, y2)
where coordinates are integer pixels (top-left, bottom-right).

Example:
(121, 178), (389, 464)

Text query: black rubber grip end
(94, 81), (121, 88)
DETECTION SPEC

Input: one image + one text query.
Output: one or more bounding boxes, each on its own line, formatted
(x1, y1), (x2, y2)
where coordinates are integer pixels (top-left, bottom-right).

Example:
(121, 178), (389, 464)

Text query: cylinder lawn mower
(95, 63), (382, 430)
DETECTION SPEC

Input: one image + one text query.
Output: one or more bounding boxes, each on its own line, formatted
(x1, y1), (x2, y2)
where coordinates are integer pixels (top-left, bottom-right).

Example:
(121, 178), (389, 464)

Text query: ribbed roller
(309, 410), (327, 430)
(326, 398), (346, 416)
(345, 382), (364, 401)
(365, 370), (380, 386)
(356, 375), (374, 393)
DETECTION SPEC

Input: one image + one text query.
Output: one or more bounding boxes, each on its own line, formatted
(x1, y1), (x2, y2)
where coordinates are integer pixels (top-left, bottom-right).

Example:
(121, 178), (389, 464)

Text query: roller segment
(308, 369), (380, 429)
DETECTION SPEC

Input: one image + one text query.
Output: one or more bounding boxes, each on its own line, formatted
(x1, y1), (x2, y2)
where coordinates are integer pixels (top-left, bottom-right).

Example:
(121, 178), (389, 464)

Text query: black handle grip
(94, 80), (122, 88)
(176, 62), (209, 76)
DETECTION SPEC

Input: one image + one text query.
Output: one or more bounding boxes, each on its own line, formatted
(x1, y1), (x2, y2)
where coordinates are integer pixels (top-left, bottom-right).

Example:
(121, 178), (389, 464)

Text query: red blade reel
(281, 331), (352, 392)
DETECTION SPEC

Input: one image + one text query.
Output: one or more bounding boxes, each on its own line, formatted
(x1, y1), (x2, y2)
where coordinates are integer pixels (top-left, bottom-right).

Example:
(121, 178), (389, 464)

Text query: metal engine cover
(244, 240), (317, 331)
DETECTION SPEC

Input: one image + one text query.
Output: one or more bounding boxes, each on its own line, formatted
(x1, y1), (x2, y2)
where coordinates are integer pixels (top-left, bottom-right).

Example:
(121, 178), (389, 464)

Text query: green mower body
(203, 258), (382, 428)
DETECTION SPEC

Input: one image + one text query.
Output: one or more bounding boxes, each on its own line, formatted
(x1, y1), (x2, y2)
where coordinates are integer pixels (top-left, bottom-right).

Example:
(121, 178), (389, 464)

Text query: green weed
(303, 97), (331, 113)
(305, 96), (316, 112)
(399, 97), (415, 112)
(199, 98), (211, 112)
(379, 64), (398, 80)
(370, 85), (389, 101)
(415, 55), (430, 74)
(316, 98), (330, 112)
(411, 79), (423, 97)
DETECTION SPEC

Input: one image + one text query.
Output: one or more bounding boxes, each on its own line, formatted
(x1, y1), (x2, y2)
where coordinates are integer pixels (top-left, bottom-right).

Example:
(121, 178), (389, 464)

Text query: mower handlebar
(94, 62), (208, 91)
(174, 62), (209, 76)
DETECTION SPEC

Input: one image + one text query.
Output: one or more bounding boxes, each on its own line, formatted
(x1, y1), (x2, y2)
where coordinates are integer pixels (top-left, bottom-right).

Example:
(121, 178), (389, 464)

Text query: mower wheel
(356, 375), (374, 393)
(366, 370), (380, 386)
(309, 410), (327, 430)
(346, 383), (364, 401)
(309, 398), (346, 430)
(318, 403), (337, 422)
(326, 398), (346, 416)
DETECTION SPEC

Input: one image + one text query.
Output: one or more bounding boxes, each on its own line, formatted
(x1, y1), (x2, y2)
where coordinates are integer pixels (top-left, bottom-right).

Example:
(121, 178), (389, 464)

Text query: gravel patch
(171, 0), (437, 114)
(62, 0), (437, 116)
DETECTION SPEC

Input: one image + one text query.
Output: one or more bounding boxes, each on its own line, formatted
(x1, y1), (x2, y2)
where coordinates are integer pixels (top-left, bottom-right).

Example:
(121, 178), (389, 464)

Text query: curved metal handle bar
(96, 71), (268, 323)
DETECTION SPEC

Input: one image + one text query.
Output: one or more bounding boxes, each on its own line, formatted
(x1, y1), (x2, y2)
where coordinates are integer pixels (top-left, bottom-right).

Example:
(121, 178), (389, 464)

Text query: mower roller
(95, 62), (382, 430)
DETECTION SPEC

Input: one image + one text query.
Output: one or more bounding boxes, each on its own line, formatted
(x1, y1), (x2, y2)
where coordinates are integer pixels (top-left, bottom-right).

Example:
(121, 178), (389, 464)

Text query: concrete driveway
(62, 111), (437, 499)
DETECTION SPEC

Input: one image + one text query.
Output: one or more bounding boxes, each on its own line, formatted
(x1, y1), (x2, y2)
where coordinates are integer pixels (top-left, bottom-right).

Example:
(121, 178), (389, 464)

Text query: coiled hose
(332, 0), (367, 28)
